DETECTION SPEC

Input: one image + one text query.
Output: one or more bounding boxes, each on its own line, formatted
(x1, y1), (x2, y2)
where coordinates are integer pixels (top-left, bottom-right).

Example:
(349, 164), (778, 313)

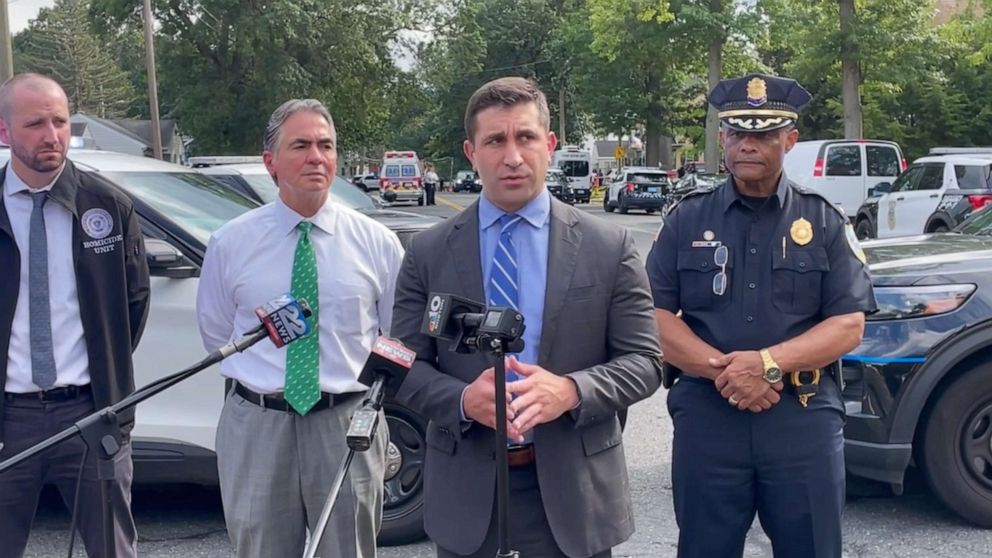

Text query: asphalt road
(23, 191), (992, 557)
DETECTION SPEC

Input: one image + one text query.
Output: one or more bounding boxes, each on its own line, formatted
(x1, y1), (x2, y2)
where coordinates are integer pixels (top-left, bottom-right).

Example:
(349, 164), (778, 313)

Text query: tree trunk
(840, 0), (863, 139)
(705, 0), (723, 172)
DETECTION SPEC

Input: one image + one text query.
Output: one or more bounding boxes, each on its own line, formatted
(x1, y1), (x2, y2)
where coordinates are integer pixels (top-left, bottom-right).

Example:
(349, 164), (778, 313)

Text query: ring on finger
(728, 396), (739, 406)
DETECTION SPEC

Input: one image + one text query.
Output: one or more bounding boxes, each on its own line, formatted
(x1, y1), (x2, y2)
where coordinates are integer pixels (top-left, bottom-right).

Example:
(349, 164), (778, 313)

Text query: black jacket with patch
(0, 160), (150, 446)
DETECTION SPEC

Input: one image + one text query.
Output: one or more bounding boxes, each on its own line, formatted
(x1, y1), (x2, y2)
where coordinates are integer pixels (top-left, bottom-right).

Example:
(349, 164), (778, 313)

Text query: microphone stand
(490, 338), (519, 558)
(303, 376), (386, 558)
(0, 328), (270, 558)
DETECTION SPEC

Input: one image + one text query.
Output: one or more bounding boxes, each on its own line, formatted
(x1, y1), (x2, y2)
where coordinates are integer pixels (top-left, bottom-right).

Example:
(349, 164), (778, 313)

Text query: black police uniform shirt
(646, 173), (877, 409)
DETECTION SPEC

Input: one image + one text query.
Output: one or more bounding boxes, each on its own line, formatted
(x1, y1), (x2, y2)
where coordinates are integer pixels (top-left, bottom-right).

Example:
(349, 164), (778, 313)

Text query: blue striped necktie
(488, 214), (523, 378)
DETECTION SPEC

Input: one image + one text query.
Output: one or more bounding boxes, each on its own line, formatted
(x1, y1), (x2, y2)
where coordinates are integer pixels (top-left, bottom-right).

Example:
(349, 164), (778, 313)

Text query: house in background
(70, 113), (188, 165)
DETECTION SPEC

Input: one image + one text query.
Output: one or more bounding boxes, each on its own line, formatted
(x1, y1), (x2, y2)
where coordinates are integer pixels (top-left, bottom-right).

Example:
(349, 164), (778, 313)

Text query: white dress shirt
(196, 195), (405, 394)
(3, 163), (91, 392)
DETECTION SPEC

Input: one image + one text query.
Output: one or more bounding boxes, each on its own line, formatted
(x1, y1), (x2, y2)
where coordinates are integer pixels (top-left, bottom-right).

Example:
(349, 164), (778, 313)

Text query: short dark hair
(464, 77), (550, 142)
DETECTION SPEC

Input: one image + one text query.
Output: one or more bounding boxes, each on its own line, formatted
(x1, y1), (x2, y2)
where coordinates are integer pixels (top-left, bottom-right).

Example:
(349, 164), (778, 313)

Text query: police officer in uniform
(646, 74), (876, 557)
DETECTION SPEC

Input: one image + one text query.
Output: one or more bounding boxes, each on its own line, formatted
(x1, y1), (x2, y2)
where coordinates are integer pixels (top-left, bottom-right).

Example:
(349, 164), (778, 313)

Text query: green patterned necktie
(285, 221), (320, 415)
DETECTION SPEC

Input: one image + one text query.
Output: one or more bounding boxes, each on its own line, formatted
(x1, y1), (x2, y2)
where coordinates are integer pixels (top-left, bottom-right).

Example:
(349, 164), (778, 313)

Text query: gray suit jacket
(391, 197), (662, 557)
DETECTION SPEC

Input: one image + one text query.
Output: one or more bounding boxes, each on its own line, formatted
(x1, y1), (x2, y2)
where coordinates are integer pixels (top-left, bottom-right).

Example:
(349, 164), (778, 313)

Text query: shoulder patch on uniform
(792, 184), (847, 219)
(844, 222), (868, 264)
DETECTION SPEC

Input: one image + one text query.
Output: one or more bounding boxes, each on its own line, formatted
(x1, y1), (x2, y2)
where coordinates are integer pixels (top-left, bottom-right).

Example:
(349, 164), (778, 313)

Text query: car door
(891, 163), (946, 236)
(877, 165), (924, 238)
(822, 143), (864, 216)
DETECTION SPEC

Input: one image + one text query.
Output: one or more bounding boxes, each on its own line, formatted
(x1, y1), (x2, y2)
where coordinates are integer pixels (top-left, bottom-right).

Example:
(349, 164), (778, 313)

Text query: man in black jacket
(0, 73), (150, 558)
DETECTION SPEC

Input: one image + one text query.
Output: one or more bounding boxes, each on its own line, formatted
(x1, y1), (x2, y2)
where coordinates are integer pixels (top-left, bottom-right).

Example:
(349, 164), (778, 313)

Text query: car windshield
(629, 172), (668, 183)
(236, 173), (378, 211)
(957, 206), (992, 236)
(103, 171), (257, 245)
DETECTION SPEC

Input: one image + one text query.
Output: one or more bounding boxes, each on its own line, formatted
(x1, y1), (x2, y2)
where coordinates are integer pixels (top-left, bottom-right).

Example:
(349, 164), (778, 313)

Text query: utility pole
(0, 0), (14, 82)
(142, 0), (164, 160)
(558, 84), (566, 142)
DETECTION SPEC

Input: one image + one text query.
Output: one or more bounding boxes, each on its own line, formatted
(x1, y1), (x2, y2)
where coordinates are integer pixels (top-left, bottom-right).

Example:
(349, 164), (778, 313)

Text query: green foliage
(13, 0), (138, 118)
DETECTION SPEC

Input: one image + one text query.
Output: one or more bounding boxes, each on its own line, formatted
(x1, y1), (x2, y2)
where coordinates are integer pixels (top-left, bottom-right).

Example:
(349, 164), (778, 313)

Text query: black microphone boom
(0, 294), (314, 558)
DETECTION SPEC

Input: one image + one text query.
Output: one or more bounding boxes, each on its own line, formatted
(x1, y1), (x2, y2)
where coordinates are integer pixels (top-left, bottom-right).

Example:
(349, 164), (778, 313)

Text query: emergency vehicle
(380, 150), (425, 206)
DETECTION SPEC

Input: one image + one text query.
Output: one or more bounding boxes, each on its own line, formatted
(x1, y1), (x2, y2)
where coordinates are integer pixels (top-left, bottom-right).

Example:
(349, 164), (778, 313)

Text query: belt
(507, 445), (535, 467)
(4, 384), (91, 402)
(233, 383), (361, 414)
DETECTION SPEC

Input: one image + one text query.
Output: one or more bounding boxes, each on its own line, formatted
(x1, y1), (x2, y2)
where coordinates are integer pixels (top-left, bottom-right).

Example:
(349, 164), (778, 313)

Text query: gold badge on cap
(747, 77), (768, 107)
(790, 218), (813, 246)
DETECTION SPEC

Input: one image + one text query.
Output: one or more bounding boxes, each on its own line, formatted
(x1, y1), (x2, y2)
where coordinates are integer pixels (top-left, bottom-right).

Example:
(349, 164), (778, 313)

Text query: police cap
(708, 73), (812, 132)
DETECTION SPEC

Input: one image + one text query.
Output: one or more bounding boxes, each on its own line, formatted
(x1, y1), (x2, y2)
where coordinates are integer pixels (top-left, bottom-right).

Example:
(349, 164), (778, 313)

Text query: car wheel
(931, 224), (950, 233)
(646, 209), (656, 214)
(618, 194), (629, 214)
(418, 198), (424, 207)
(378, 401), (428, 545)
(603, 192), (614, 213)
(920, 363), (992, 527)
(855, 218), (874, 240)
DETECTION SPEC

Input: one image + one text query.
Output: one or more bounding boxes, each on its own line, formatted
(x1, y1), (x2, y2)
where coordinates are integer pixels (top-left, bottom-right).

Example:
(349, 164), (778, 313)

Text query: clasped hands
(709, 351), (784, 413)
(462, 356), (579, 442)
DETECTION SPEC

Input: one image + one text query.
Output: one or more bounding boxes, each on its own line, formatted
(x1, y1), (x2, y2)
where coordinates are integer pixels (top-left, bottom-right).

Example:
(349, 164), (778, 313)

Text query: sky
(9, 0), (54, 32)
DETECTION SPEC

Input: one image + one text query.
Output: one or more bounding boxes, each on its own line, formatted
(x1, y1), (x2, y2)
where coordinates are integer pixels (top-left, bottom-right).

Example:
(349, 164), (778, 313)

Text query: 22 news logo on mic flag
(255, 294), (311, 347)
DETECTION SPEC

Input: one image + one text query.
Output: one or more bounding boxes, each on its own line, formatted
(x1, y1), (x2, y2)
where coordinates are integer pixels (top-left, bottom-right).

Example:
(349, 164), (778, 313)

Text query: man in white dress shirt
(196, 99), (404, 558)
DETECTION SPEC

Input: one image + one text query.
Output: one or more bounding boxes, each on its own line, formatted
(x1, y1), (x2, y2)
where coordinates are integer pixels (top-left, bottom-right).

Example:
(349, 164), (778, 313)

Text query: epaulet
(792, 183), (847, 219)
(667, 184), (718, 214)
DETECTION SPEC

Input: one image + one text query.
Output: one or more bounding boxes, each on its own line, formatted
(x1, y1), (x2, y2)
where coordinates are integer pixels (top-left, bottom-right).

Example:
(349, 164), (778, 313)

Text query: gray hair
(0, 73), (66, 121)
(262, 99), (336, 152)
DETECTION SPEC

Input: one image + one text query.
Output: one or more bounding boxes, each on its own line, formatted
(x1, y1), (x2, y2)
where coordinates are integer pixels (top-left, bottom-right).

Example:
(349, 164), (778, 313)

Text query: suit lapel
(447, 200), (486, 304)
(539, 200), (581, 365)
(0, 165), (12, 240)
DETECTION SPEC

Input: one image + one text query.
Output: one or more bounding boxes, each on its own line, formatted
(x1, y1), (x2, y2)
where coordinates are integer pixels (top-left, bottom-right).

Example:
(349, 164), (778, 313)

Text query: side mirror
(382, 189), (398, 203)
(872, 182), (892, 196)
(144, 238), (197, 279)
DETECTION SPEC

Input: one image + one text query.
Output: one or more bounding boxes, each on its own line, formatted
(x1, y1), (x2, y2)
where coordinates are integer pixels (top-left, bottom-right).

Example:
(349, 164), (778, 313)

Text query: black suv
(847, 211), (992, 527)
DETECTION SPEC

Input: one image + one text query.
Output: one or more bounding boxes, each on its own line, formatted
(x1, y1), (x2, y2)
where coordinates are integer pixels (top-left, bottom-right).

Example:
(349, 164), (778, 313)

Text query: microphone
(421, 293), (525, 354)
(215, 294), (314, 358)
(347, 336), (415, 451)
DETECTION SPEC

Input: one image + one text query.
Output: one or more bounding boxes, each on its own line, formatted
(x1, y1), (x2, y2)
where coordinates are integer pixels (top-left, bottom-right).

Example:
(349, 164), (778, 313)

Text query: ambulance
(379, 150), (425, 206)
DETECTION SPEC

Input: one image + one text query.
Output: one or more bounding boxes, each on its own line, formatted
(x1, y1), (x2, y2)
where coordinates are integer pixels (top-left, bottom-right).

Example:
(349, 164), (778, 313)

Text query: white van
(783, 140), (905, 218)
(380, 150), (424, 206)
(552, 146), (593, 194)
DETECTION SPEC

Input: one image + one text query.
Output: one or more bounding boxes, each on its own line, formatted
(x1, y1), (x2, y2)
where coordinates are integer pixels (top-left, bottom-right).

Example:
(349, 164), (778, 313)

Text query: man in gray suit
(391, 77), (663, 558)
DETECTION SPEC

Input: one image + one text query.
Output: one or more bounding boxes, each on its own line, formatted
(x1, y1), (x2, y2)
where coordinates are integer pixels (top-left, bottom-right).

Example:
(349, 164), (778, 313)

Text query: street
(23, 191), (992, 558)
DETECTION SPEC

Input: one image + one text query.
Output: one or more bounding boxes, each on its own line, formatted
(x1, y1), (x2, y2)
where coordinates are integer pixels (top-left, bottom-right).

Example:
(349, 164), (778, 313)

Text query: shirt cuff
(460, 385), (471, 422)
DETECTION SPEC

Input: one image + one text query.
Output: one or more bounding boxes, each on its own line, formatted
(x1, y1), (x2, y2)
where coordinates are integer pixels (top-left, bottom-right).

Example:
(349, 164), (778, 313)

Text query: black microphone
(347, 336), (415, 451)
(422, 292), (525, 353)
(215, 294), (314, 358)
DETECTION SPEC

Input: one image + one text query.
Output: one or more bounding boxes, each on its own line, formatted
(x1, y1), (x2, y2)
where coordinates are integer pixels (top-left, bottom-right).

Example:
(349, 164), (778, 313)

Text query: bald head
(0, 73), (67, 122)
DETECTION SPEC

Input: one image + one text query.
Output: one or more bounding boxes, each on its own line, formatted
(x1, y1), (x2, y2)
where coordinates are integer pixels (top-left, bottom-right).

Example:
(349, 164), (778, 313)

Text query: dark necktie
(29, 191), (57, 389)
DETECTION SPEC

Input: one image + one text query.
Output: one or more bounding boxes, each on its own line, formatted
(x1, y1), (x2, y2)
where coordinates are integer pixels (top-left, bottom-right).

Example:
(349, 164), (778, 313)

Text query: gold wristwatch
(759, 349), (784, 384)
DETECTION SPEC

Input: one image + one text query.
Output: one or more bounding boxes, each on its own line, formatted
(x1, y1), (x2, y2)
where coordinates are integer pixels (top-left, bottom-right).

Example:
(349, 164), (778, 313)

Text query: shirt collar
(274, 195), (338, 237)
(479, 189), (551, 231)
(3, 162), (65, 198)
(720, 171), (791, 213)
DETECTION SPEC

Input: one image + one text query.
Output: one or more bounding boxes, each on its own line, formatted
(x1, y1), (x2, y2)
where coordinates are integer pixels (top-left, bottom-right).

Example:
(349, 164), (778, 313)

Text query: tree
(14, 0), (138, 118)
(90, 0), (432, 154)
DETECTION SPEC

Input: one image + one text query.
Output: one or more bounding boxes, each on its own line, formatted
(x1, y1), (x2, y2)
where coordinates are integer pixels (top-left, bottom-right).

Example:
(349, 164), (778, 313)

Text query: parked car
(665, 173), (728, 214)
(784, 139), (905, 219)
(198, 164), (439, 238)
(352, 172), (380, 192)
(453, 170), (482, 192)
(854, 151), (992, 239)
(544, 168), (573, 203)
(0, 148), (434, 545)
(845, 217), (992, 527)
(603, 167), (671, 214)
